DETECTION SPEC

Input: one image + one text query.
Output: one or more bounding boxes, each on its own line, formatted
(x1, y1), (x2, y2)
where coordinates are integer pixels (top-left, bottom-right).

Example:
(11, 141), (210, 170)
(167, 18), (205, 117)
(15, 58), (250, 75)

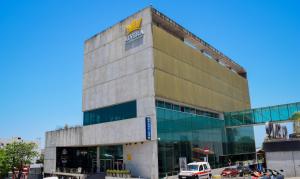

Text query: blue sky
(0, 0), (299, 148)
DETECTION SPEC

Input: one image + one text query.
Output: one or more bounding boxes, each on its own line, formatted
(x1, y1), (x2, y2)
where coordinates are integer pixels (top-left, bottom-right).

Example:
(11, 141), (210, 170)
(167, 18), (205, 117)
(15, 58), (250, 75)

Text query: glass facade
(83, 100), (137, 125)
(56, 147), (97, 174)
(157, 107), (226, 177)
(99, 145), (123, 172)
(226, 127), (255, 155)
(156, 100), (219, 118)
(224, 102), (300, 127)
(157, 105), (256, 177)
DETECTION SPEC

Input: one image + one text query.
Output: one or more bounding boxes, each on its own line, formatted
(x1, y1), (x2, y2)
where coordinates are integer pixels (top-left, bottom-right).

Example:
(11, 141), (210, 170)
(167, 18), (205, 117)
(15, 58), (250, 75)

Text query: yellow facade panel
(153, 25), (250, 112)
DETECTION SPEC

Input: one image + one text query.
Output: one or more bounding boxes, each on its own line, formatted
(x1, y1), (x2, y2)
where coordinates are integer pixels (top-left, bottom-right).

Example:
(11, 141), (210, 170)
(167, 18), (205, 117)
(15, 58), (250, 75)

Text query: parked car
(259, 169), (284, 179)
(221, 166), (239, 177)
(178, 162), (211, 179)
(251, 170), (264, 179)
(237, 166), (252, 176)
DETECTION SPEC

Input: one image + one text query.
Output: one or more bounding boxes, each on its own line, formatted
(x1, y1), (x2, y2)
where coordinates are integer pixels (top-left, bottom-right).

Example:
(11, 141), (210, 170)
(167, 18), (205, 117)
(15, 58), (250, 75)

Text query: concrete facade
(44, 126), (158, 178)
(45, 8), (159, 179)
(82, 6), (157, 143)
(44, 127), (83, 174)
(264, 139), (300, 177)
(266, 151), (300, 177)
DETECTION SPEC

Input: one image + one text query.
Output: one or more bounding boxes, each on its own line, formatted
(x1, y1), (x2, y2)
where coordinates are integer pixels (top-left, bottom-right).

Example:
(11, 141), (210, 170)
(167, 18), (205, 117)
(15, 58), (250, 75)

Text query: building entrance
(100, 159), (113, 172)
(56, 147), (97, 174)
(99, 145), (123, 172)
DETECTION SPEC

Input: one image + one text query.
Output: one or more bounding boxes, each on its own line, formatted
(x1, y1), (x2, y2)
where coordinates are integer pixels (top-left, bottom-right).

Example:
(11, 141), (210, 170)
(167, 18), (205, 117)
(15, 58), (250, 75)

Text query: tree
(0, 148), (9, 178)
(36, 153), (44, 164)
(291, 111), (300, 121)
(292, 112), (300, 134)
(4, 141), (39, 179)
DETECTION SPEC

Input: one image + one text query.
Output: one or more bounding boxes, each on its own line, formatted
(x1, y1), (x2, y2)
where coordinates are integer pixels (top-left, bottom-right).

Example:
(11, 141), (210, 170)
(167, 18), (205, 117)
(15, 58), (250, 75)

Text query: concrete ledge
(52, 172), (87, 179)
(263, 139), (300, 152)
(105, 177), (144, 179)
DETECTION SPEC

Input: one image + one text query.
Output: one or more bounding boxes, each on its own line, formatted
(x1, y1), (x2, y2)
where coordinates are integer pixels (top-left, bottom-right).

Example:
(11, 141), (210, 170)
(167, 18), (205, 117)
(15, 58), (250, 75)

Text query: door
(100, 159), (113, 172)
(198, 164), (208, 179)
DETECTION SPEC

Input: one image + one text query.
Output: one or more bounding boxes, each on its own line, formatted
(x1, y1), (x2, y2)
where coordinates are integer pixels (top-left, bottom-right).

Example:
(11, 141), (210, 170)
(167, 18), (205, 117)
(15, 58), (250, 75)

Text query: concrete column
(97, 146), (100, 173)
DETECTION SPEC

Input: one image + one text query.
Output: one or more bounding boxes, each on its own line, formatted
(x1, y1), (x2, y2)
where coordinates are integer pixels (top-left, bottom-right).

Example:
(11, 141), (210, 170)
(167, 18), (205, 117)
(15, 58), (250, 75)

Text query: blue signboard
(145, 116), (151, 140)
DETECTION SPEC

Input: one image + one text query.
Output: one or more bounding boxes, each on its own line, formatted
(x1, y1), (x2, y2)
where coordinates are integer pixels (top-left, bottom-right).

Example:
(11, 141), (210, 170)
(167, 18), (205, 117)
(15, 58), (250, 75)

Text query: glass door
(100, 159), (113, 172)
(99, 145), (123, 172)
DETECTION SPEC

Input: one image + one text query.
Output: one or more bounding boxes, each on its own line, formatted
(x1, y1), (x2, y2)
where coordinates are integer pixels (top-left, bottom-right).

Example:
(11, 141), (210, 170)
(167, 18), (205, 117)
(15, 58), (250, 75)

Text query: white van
(178, 162), (211, 179)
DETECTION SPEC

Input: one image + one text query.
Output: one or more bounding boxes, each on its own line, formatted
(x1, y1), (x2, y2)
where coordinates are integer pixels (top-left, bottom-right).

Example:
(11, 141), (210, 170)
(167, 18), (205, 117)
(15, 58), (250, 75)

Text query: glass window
(56, 147), (97, 174)
(165, 102), (172, 109)
(155, 100), (219, 119)
(196, 110), (203, 116)
(83, 100), (137, 125)
(187, 165), (198, 171)
(157, 106), (255, 176)
(204, 164), (208, 170)
(190, 108), (196, 114)
(184, 107), (191, 113)
(157, 100), (165, 108)
(199, 165), (203, 171)
(173, 104), (180, 111)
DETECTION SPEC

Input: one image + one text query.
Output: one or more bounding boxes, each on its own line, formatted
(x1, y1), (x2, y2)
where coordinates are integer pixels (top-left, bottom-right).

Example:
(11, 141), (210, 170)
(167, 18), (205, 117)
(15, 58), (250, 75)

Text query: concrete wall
(82, 117), (154, 146)
(44, 124), (159, 178)
(82, 7), (158, 178)
(82, 5), (157, 151)
(123, 140), (158, 179)
(266, 151), (300, 177)
(83, 7), (154, 112)
(44, 127), (83, 174)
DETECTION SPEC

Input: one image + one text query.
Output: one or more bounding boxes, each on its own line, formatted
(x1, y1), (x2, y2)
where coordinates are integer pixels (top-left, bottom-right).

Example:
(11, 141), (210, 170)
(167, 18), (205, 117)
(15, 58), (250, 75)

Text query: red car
(221, 167), (239, 177)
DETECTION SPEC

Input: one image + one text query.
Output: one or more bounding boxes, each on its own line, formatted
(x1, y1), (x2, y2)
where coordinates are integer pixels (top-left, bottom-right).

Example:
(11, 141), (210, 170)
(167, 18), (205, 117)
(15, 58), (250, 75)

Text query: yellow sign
(126, 18), (142, 34)
(127, 154), (132, 161)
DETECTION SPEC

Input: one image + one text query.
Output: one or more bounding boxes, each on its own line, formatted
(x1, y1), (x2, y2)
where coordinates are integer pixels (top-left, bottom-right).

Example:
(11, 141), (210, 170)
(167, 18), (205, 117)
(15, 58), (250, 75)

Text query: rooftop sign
(126, 18), (142, 34)
(125, 18), (144, 46)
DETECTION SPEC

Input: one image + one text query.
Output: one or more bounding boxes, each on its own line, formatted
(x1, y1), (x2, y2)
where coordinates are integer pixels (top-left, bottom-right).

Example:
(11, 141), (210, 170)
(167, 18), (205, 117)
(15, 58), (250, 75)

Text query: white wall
(123, 140), (158, 179)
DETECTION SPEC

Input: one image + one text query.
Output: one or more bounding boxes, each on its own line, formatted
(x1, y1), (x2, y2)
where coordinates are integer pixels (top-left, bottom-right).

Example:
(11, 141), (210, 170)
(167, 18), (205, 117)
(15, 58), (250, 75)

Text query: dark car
(237, 166), (252, 176)
(221, 167), (239, 177)
(260, 169), (284, 179)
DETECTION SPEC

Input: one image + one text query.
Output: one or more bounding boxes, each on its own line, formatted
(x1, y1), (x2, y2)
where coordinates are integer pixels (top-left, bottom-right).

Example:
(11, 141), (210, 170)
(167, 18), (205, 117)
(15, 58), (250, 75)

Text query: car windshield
(272, 170), (280, 175)
(187, 165), (198, 171)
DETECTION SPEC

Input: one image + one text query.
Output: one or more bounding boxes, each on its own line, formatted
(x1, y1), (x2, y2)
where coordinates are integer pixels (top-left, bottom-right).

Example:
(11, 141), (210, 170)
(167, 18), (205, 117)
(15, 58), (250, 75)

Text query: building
(44, 7), (256, 178)
(262, 112), (300, 177)
(263, 139), (300, 177)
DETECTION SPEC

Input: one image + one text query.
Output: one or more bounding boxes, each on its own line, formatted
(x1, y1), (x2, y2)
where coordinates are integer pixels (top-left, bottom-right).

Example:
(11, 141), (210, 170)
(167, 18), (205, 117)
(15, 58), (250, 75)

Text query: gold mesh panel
(153, 25), (250, 112)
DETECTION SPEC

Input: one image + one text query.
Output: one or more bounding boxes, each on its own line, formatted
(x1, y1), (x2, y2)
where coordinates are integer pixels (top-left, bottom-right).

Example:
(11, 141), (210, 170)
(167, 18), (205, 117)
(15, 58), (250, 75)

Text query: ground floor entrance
(99, 145), (123, 172)
(56, 147), (97, 174)
(56, 145), (124, 174)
